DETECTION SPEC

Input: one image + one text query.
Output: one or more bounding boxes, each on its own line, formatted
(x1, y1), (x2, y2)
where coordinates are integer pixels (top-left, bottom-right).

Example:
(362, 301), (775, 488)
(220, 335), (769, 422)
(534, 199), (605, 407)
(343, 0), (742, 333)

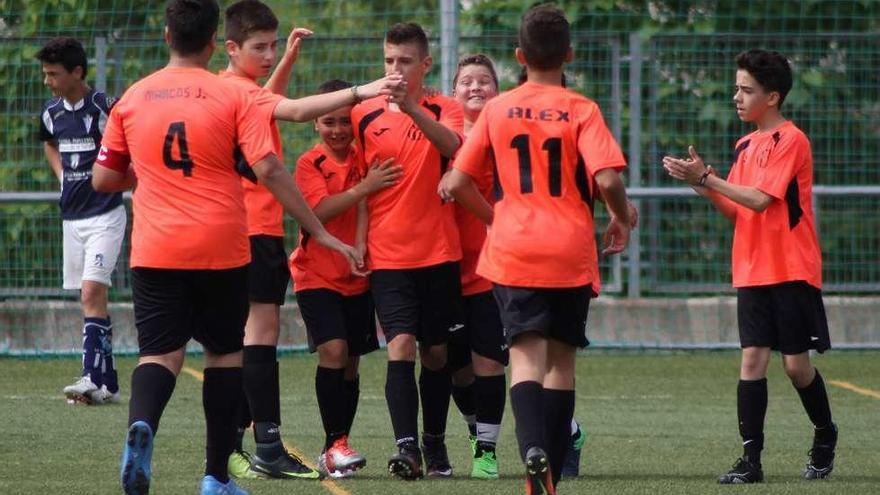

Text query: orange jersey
(289, 144), (367, 296)
(218, 70), (285, 237)
(727, 121), (822, 289)
(100, 67), (275, 269)
(454, 81), (626, 288)
(455, 162), (493, 296)
(351, 95), (464, 269)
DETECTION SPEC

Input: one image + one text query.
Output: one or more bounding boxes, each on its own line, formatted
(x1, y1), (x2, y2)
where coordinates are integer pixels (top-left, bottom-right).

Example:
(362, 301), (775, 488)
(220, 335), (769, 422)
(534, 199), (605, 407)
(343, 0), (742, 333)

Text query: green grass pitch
(1, 350), (878, 494)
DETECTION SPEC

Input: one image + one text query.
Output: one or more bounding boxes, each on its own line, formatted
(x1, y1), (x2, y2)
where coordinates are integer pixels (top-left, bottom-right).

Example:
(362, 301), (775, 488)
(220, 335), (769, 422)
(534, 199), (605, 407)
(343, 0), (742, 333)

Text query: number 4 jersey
(453, 81), (626, 289)
(98, 66), (276, 270)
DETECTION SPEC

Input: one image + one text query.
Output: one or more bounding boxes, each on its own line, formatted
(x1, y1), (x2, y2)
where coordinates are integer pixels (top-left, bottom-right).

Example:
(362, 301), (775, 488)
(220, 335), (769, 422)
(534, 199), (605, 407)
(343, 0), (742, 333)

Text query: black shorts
(369, 262), (465, 346)
(448, 290), (509, 370)
(297, 288), (379, 356)
(737, 281), (831, 355)
(492, 283), (592, 348)
(248, 235), (289, 305)
(131, 265), (249, 356)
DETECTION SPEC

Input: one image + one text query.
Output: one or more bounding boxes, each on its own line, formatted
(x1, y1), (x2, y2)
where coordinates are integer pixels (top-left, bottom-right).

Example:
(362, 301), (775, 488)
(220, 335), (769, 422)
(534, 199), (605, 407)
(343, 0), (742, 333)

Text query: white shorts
(62, 204), (127, 290)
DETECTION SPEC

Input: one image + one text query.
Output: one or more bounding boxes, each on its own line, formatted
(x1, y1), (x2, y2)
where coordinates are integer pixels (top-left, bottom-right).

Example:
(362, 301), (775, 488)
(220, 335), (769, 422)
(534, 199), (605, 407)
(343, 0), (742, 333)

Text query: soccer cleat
(561, 422), (586, 478)
(471, 441), (499, 479)
(318, 453), (356, 479)
(63, 375), (100, 404)
(120, 421), (154, 495)
(228, 450), (259, 480)
(718, 456), (764, 484)
(250, 448), (322, 479)
(200, 475), (249, 495)
(423, 438), (453, 478)
(324, 435), (366, 473)
(524, 447), (555, 495)
(803, 423), (838, 480)
(387, 442), (423, 480)
(96, 385), (122, 404)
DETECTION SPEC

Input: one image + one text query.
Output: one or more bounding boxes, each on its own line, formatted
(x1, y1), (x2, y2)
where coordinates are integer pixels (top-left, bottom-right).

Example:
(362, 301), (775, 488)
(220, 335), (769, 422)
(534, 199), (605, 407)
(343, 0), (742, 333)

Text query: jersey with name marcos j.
(727, 120), (822, 289)
(218, 70), (285, 237)
(454, 81), (626, 288)
(39, 90), (122, 220)
(351, 95), (464, 269)
(98, 67), (276, 270)
(290, 143), (367, 296)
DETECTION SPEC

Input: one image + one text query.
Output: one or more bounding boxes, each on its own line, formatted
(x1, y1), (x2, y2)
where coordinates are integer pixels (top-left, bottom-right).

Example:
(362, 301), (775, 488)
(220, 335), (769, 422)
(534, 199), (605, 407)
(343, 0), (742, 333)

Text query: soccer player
(351, 22), (465, 480)
(663, 49), (837, 484)
(91, 1), (388, 493)
(438, 54), (508, 480)
(219, 0), (397, 481)
(447, 6), (632, 494)
(291, 79), (403, 478)
(37, 37), (125, 406)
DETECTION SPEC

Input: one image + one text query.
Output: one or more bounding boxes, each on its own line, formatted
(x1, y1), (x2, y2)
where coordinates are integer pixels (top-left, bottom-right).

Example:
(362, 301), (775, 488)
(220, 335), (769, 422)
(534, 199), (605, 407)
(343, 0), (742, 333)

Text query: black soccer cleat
(250, 448), (322, 480)
(803, 422), (838, 480)
(388, 442), (423, 480)
(422, 437), (453, 478)
(718, 456), (764, 484)
(524, 447), (555, 495)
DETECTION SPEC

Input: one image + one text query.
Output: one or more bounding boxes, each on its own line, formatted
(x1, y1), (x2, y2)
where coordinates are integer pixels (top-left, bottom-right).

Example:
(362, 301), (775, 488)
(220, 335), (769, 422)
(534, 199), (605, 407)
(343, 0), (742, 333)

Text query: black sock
(128, 363), (176, 434)
(385, 360), (419, 445)
(510, 381), (545, 461)
(419, 365), (452, 438)
(738, 378), (768, 463)
(474, 375), (506, 445)
(344, 376), (360, 435)
(452, 383), (477, 436)
(795, 369), (834, 433)
(544, 388), (575, 485)
(203, 367), (243, 484)
(234, 387), (251, 452)
(316, 366), (348, 450)
(243, 345), (281, 425)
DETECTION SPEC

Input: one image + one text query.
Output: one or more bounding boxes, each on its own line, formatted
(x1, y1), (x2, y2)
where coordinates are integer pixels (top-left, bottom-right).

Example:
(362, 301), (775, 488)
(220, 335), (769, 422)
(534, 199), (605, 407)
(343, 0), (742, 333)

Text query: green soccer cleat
(471, 441), (499, 480)
(228, 449), (259, 480)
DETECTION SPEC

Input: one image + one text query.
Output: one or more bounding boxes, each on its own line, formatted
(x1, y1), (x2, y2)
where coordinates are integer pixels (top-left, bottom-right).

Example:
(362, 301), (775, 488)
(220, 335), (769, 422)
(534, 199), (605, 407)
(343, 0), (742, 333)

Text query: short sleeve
(233, 86), (276, 166)
(753, 132), (809, 200)
(295, 153), (331, 209)
(576, 100), (626, 175)
(253, 88), (284, 124)
(100, 102), (129, 154)
(38, 107), (53, 141)
(453, 104), (492, 179)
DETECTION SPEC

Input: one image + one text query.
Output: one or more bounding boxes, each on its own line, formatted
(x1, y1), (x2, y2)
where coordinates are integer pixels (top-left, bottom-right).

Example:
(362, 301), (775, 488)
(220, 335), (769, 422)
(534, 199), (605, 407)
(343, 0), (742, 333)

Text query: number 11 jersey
(99, 66), (276, 270)
(454, 81), (626, 288)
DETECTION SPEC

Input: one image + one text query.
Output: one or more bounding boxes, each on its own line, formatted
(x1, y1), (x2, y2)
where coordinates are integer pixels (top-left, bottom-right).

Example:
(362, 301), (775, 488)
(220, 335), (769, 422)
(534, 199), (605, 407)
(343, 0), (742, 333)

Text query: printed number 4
(163, 122), (194, 177)
(511, 134), (562, 196)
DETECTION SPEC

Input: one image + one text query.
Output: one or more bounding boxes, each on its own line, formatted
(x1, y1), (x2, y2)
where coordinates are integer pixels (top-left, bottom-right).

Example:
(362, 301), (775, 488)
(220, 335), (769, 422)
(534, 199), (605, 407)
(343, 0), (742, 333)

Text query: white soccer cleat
(63, 375), (100, 405)
(318, 452), (358, 479)
(97, 385), (122, 404)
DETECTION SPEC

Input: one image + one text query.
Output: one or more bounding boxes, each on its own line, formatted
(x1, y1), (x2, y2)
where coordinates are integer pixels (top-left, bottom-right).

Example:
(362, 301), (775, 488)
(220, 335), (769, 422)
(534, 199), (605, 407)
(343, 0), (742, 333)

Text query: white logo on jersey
(70, 153), (80, 169)
(82, 114), (93, 133)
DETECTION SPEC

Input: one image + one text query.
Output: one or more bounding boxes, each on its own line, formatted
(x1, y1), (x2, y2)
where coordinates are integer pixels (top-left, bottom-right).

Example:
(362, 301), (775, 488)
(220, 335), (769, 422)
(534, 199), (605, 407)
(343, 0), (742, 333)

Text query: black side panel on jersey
(357, 108), (385, 152)
(234, 145), (258, 184)
(785, 178), (803, 230)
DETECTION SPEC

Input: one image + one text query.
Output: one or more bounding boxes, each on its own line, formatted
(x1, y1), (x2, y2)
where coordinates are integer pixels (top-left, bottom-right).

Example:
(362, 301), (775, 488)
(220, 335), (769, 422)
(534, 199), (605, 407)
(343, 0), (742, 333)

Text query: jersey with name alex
(351, 95), (464, 269)
(727, 120), (822, 289)
(99, 67), (275, 270)
(39, 90), (122, 220)
(218, 70), (285, 237)
(455, 81), (626, 288)
(290, 143), (367, 296)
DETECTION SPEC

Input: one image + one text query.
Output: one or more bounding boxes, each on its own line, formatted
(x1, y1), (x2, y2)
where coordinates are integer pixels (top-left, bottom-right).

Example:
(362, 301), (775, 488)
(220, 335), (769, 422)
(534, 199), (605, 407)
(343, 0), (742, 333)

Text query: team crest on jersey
(70, 153), (81, 169)
(406, 124), (423, 141)
(82, 114), (93, 133)
(105, 96), (117, 108)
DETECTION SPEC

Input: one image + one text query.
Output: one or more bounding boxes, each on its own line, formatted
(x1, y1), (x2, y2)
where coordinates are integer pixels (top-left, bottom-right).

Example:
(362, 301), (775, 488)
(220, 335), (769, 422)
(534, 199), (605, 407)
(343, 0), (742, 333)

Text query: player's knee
(317, 339), (349, 367)
(80, 282), (108, 314)
(387, 334), (417, 361)
(420, 344), (447, 370)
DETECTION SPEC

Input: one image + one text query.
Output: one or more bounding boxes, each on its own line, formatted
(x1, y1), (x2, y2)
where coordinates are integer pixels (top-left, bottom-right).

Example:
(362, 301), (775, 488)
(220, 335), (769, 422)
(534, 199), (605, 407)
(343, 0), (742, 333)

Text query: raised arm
(389, 85), (461, 158)
(273, 74), (405, 122)
(263, 27), (312, 96)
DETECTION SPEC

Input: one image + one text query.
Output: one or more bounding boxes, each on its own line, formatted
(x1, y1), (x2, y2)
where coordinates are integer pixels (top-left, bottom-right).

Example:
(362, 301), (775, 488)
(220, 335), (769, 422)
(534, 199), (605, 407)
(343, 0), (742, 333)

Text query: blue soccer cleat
(200, 475), (250, 495)
(121, 421), (154, 494)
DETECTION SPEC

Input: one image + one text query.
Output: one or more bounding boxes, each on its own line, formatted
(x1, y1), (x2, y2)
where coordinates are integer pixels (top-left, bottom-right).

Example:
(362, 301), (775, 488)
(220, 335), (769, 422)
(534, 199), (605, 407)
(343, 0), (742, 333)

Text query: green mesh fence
(1, 1), (879, 354)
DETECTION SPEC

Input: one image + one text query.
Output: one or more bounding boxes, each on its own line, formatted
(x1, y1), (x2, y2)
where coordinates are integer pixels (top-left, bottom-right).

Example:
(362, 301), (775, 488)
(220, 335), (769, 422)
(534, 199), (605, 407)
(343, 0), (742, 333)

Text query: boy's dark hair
(385, 22), (429, 57)
(317, 79), (352, 94)
(453, 54), (498, 89)
(517, 65), (567, 88)
(224, 0), (278, 46)
(35, 37), (88, 78)
(518, 5), (570, 71)
(735, 49), (793, 107)
(166, 0), (220, 56)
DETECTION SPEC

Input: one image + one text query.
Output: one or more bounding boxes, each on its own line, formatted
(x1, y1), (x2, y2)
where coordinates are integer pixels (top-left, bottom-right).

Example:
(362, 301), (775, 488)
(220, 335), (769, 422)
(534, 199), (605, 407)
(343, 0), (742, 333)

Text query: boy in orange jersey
(664, 49), (836, 484)
(447, 6), (632, 494)
(91, 1), (395, 493)
(291, 79), (403, 478)
(351, 22), (464, 480)
(218, 0), (404, 481)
